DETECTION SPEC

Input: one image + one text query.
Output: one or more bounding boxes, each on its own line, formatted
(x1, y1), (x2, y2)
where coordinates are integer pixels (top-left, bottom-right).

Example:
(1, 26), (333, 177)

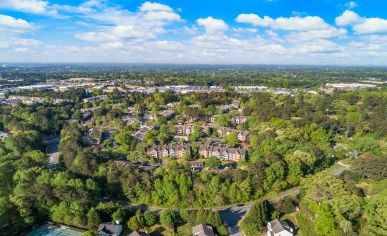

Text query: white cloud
(286, 28), (347, 42)
(0, 0), (56, 15)
(272, 16), (329, 31)
(236, 14), (329, 31)
(292, 39), (340, 54)
(76, 1), (181, 43)
(335, 10), (362, 26)
(0, 14), (40, 53)
(235, 14), (273, 27)
(353, 18), (387, 34)
(346, 1), (358, 9)
(2, 0), (387, 65)
(232, 27), (257, 33)
(197, 17), (228, 33)
(0, 14), (34, 30)
(336, 10), (387, 34)
(140, 2), (173, 12)
(143, 11), (180, 21)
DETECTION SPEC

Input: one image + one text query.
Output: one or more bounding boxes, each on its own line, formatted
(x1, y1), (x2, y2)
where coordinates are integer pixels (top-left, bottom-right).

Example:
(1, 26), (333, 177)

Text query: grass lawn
(149, 224), (173, 236)
(121, 225), (173, 236)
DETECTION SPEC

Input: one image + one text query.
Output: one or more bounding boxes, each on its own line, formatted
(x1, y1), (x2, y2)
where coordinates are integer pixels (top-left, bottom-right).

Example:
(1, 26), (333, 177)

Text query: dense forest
(1, 64), (387, 88)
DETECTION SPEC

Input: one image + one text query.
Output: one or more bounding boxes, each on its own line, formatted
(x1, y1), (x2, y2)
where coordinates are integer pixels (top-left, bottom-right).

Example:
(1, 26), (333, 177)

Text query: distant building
(97, 222), (122, 236)
(267, 219), (294, 236)
(324, 83), (377, 92)
(192, 224), (215, 236)
(199, 144), (247, 162)
(147, 144), (191, 159)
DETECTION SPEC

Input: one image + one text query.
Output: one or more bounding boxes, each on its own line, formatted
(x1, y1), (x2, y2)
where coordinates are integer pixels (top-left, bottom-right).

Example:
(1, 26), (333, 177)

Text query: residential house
(189, 161), (204, 172)
(267, 219), (294, 236)
(217, 128), (250, 142)
(147, 144), (191, 159)
(192, 224), (215, 236)
(232, 116), (247, 125)
(97, 222), (123, 236)
(123, 115), (137, 125)
(199, 144), (247, 162)
(237, 130), (250, 143)
(176, 125), (194, 135)
(158, 109), (175, 120)
(230, 100), (240, 109)
(133, 125), (154, 141)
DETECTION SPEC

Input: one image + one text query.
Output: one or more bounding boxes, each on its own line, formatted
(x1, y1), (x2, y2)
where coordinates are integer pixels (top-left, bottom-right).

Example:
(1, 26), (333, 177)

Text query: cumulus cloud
(236, 14), (329, 31)
(0, 0), (56, 15)
(336, 10), (362, 26)
(353, 18), (387, 34)
(235, 14), (273, 26)
(0, 14), (40, 53)
(76, 1), (181, 44)
(2, 0), (387, 64)
(336, 10), (387, 34)
(197, 17), (228, 33)
(140, 2), (173, 12)
(0, 14), (34, 30)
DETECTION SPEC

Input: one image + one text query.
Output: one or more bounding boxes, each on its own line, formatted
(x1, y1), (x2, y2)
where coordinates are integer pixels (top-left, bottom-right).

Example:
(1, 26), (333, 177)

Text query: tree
(240, 200), (269, 236)
(143, 211), (157, 227)
(354, 136), (380, 154)
(205, 156), (222, 169)
(112, 208), (125, 224)
(160, 209), (175, 230)
(224, 132), (239, 147)
(353, 156), (387, 180)
(87, 208), (100, 229)
(314, 203), (340, 236)
(364, 189), (387, 235)
(128, 215), (141, 231)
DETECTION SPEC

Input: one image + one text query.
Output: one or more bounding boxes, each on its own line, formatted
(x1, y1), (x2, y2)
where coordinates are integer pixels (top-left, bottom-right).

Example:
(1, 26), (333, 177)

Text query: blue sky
(1, 0), (387, 64)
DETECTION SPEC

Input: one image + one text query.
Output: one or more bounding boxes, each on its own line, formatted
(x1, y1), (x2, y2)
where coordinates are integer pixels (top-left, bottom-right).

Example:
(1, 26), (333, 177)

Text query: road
(331, 161), (351, 176)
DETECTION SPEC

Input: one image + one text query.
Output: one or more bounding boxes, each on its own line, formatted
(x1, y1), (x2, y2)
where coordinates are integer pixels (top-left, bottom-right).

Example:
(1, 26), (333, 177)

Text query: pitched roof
(268, 219), (293, 234)
(192, 224), (215, 236)
(98, 222), (123, 235)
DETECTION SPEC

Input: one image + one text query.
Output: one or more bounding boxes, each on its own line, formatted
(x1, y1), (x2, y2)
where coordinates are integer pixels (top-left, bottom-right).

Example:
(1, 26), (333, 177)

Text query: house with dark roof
(97, 222), (123, 236)
(192, 224), (215, 236)
(267, 219), (294, 236)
